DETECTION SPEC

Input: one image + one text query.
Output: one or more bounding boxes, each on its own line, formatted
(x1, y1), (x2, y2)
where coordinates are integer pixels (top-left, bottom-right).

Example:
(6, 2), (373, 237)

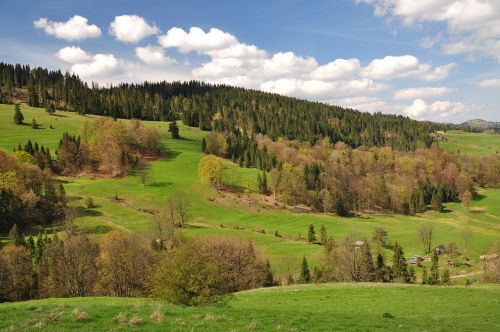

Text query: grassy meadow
(0, 104), (499, 276)
(0, 283), (499, 331)
(440, 130), (500, 156)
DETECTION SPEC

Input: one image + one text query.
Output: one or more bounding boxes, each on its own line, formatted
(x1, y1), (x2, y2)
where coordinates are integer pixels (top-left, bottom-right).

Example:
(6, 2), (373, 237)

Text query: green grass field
(0, 283), (499, 331)
(0, 104), (499, 276)
(440, 130), (500, 156)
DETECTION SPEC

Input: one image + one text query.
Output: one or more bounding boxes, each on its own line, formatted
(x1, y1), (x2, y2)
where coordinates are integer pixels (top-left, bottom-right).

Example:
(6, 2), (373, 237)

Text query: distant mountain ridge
(461, 119), (500, 132)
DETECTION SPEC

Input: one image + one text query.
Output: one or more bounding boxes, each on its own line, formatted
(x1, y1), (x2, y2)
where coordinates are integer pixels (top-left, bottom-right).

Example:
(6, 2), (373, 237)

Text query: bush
(84, 196), (94, 209)
(71, 308), (89, 321)
(150, 238), (268, 305)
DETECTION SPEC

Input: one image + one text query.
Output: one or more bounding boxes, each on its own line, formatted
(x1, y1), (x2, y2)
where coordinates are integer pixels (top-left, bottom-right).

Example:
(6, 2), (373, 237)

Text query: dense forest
(0, 62), (448, 151)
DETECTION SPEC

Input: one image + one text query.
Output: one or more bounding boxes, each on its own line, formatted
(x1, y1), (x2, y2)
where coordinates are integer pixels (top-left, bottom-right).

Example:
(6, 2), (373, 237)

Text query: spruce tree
(319, 224), (327, 245)
(375, 253), (386, 282)
(431, 189), (443, 212)
(429, 250), (440, 285)
(299, 256), (311, 283)
(169, 121), (180, 139)
(360, 242), (375, 281)
(8, 224), (23, 246)
(421, 266), (428, 285)
(441, 269), (451, 285)
(13, 104), (24, 125)
(392, 242), (409, 283)
(408, 265), (416, 284)
(201, 137), (207, 153)
(307, 224), (316, 243)
(263, 259), (274, 287)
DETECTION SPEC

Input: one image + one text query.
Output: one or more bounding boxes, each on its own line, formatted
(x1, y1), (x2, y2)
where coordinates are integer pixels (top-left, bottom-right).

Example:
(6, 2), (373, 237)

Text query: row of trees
(0, 62), (449, 151)
(204, 135), (498, 215)
(0, 150), (66, 232)
(0, 224), (273, 305)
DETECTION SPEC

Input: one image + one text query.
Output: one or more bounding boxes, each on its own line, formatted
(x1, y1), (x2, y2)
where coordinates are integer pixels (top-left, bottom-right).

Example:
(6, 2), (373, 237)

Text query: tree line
(0, 62), (450, 151)
(201, 132), (499, 215)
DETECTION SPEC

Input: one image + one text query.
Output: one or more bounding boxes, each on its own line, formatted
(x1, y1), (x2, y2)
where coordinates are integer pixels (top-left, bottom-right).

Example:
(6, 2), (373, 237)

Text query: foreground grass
(0, 283), (498, 331)
(0, 104), (499, 276)
(440, 130), (500, 156)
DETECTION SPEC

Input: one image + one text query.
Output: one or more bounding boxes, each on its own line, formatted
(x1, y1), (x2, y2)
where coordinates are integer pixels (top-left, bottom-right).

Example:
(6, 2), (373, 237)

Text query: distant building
(435, 245), (446, 255)
(409, 255), (424, 265)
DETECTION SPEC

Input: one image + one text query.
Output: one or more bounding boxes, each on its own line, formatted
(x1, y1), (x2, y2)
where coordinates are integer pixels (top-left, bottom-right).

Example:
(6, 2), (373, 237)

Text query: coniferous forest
(0, 62), (446, 151)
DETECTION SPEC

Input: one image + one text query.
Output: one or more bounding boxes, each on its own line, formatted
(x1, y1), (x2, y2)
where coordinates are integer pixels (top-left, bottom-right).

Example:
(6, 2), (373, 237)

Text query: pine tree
(263, 259), (274, 287)
(319, 224), (328, 245)
(31, 118), (39, 129)
(392, 242), (409, 283)
(25, 234), (36, 258)
(421, 266), (428, 285)
(307, 224), (316, 243)
(8, 224), (24, 246)
(408, 265), (416, 284)
(299, 256), (311, 283)
(441, 269), (451, 285)
(360, 242), (375, 281)
(431, 189), (443, 212)
(429, 250), (440, 285)
(375, 253), (386, 282)
(13, 104), (24, 125)
(261, 172), (267, 193)
(201, 137), (207, 153)
(169, 121), (180, 139)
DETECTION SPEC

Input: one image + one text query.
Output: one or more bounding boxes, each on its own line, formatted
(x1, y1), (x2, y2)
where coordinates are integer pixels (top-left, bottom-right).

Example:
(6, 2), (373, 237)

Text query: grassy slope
(0, 284), (499, 331)
(0, 104), (499, 276)
(440, 130), (500, 156)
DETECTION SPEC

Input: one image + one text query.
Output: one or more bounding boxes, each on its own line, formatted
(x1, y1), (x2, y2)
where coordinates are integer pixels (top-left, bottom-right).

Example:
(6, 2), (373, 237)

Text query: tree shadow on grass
(473, 192), (486, 202)
(78, 225), (113, 235)
(76, 206), (103, 217)
(148, 181), (173, 187)
(164, 149), (182, 160)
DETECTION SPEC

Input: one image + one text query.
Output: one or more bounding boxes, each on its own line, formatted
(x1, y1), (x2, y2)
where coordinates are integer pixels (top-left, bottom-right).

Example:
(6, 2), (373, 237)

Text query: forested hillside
(0, 62), (447, 151)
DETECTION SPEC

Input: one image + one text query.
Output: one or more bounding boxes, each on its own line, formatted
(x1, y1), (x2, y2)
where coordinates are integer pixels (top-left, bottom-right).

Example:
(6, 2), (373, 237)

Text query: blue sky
(1, 0), (499, 122)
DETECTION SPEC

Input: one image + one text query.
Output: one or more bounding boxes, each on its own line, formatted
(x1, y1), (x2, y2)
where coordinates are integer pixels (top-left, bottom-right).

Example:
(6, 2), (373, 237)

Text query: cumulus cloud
(34, 15), (101, 41)
(109, 15), (159, 43)
(135, 45), (176, 65)
(310, 58), (361, 80)
(260, 78), (388, 100)
(356, 0), (500, 62)
(362, 55), (455, 81)
(158, 27), (237, 53)
(393, 87), (453, 100)
(71, 53), (125, 78)
(476, 79), (500, 89)
(55, 46), (92, 63)
(403, 98), (474, 121)
(330, 96), (395, 113)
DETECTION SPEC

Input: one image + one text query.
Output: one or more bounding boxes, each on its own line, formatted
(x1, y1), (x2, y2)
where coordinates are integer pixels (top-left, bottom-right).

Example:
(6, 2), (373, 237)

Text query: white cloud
(34, 15), (101, 41)
(158, 27), (237, 53)
(135, 45), (176, 65)
(357, 0), (500, 62)
(310, 58), (361, 80)
(330, 96), (395, 113)
(393, 86), (453, 100)
(260, 78), (388, 100)
(362, 55), (455, 81)
(55, 46), (92, 63)
(71, 54), (124, 78)
(109, 15), (159, 43)
(403, 98), (474, 121)
(476, 79), (500, 89)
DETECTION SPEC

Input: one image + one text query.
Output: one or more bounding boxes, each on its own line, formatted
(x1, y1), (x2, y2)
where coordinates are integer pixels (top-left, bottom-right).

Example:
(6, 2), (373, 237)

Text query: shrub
(71, 308), (89, 321)
(84, 196), (94, 209)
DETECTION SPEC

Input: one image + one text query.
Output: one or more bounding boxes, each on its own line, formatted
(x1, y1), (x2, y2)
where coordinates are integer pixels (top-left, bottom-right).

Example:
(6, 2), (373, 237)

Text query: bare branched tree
(418, 224), (433, 253)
